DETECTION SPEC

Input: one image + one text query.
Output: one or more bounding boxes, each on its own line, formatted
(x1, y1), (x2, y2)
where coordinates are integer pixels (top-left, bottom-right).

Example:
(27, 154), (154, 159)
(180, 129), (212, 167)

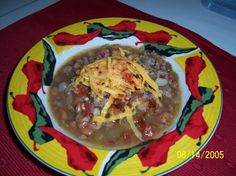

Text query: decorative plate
(7, 17), (222, 176)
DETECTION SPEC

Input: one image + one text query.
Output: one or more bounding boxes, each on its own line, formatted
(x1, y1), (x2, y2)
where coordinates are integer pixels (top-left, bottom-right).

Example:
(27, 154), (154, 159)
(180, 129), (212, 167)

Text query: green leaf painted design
(177, 87), (215, 134)
(42, 40), (56, 86)
(87, 23), (104, 33)
(28, 92), (53, 144)
(102, 144), (146, 176)
(29, 126), (52, 145)
(144, 43), (196, 57)
(87, 23), (135, 41)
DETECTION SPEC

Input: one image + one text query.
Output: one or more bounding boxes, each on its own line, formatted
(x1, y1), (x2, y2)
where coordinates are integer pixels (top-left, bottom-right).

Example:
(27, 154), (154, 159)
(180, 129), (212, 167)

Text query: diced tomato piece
(132, 91), (144, 98)
(111, 105), (122, 115)
(72, 85), (89, 97)
(122, 71), (135, 85)
(111, 99), (125, 114)
(148, 99), (156, 109)
(134, 112), (146, 135)
(123, 130), (133, 145)
(81, 102), (92, 116)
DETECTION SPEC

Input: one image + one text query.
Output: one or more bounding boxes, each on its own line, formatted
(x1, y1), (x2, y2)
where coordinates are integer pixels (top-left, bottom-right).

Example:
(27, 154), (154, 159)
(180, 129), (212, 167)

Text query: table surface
(120, 0), (236, 56)
(0, 0), (236, 176)
(0, 0), (58, 30)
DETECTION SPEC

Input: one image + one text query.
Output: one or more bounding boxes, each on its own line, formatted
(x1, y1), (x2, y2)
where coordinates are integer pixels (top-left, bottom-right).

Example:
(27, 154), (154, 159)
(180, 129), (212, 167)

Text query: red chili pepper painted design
(108, 20), (137, 31)
(12, 60), (98, 171)
(23, 60), (44, 93)
(137, 107), (207, 167)
(134, 30), (172, 45)
(138, 130), (180, 167)
(184, 107), (208, 139)
(52, 20), (173, 46)
(12, 94), (36, 123)
(40, 127), (98, 170)
(12, 60), (43, 123)
(185, 55), (206, 101)
(53, 30), (101, 46)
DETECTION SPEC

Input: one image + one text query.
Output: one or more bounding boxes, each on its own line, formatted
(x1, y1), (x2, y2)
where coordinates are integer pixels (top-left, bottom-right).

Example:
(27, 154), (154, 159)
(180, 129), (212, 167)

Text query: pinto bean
(80, 127), (93, 136)
(78, 116), (90, 129)
(51, 87), (59, 97)
(59, 109), (68, 120)
(69, 120), (77, 130)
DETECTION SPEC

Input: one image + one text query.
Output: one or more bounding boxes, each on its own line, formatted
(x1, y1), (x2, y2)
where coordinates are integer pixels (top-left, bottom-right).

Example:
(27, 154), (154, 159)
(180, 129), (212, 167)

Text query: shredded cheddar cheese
(75, 53), (161, 140)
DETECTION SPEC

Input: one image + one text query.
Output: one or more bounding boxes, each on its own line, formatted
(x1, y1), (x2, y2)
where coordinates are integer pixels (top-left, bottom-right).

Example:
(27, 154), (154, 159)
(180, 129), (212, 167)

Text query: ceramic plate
(7, 17), (222, 176)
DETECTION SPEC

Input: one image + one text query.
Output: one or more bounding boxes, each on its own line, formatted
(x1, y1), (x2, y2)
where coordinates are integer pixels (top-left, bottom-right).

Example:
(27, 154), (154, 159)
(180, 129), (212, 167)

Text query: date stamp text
(176, 150), (224, 159)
